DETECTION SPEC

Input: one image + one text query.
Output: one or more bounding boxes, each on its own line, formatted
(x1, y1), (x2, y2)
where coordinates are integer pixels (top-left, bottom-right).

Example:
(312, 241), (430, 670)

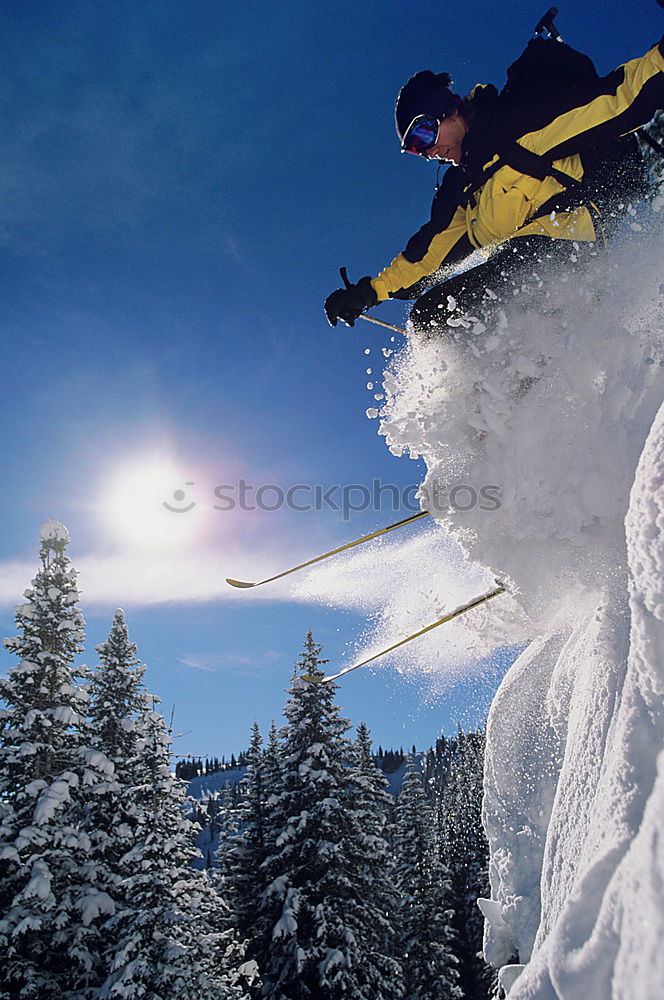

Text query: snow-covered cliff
(482, 402), (664, 997)
(375, 201), (664, 996)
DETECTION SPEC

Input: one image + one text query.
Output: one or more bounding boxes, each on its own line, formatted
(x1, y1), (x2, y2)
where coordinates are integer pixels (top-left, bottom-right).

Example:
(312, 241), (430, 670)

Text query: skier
(324, 20), (664, 334)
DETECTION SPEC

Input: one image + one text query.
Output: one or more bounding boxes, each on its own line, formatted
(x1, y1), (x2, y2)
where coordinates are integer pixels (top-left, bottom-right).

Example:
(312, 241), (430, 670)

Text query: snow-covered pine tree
(84, 609), (158, 994)
(437, 727), (492, 1000)
(211, 780), (261, 993)
(86, 608), (146, 897)
(257, 631), (369, 1000)
(342, 722), (403, 1000)
(89, 609), (146, 770)
(263, 720), (281, 792)
(214, 781), (242, 901)
(212, 719), (282, 993)
(92, 620), (249, 1000)
(394, 756), (462, 1000)
(220, 723), (267, 944)
(0, 521), (115, 1000)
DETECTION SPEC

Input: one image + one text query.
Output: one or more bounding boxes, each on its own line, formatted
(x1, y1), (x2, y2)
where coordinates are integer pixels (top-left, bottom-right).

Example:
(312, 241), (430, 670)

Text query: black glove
(324, 276), (378, 327)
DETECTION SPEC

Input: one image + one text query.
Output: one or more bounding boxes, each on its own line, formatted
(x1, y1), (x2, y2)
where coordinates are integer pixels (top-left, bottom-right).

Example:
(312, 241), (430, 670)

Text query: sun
(99, 455), (201, 550)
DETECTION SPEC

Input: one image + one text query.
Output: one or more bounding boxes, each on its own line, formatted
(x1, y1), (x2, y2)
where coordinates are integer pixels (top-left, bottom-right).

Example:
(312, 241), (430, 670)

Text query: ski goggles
(400, 114), (441, 156)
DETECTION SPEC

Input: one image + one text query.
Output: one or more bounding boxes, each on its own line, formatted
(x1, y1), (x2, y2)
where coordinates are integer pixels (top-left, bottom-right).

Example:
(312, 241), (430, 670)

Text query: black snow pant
(408, 235), (579, 333)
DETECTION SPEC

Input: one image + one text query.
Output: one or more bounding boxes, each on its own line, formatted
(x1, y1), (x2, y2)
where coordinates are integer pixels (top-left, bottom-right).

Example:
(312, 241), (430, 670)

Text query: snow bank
(361, 202), (664, 996)
(483, 400), (664, 998)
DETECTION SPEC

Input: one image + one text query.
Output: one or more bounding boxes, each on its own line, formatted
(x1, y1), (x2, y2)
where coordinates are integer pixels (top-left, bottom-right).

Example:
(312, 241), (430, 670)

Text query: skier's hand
(324, 277), (377, 327)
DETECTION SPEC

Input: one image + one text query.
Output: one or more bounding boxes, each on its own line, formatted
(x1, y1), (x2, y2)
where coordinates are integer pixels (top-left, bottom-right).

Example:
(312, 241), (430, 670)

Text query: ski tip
(225, 578), (256, 589)
(301, 673), (324, 684)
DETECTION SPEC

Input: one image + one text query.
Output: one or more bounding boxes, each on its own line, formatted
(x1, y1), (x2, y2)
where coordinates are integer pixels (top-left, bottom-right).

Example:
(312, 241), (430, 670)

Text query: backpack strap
(498, 140), (602, 231)
(460, 139), (590, 211)
(499, 140), (587, 194)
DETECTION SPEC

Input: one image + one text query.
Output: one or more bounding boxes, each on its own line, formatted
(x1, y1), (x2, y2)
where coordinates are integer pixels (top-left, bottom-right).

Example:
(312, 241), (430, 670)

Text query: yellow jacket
(372, 40), (664, 302)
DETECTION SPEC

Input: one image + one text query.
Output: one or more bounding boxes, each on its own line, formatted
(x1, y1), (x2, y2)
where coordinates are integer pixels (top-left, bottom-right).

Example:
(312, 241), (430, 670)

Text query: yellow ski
(226, 510), (429, 589)
(303, 582), (507, 683)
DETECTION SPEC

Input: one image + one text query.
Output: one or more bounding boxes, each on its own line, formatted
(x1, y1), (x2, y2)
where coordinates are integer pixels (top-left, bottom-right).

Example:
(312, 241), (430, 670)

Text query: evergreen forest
(0, 525), (493, 999)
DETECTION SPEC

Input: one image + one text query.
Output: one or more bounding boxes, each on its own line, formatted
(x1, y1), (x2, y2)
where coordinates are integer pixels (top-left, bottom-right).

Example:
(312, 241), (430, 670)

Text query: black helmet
(395, 71), (458, 140)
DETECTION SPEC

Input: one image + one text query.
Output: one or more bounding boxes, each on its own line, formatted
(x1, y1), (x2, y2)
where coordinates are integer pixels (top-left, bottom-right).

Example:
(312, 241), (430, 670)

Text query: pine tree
(98, 694), (249, 999)
(0, 522), (114, 999)
(213, 779), (252, 987)
(214, 781), (243, 906)
(438, 728), (492, 1000)
(84, 609), (153, 993)
(87, 613), (248, 1000)
(343, 722), (403, 1000)
(394, 757), (462, 1000)
(257, 631), (367, 1000)
(221, 723), (268, 948)
(263, 720), (281, 791)
(88, 606), (146, 830)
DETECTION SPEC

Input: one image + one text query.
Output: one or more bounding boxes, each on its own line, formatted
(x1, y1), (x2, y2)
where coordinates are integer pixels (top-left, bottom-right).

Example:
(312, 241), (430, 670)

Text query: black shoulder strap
(498, 141), (551, 181)
(500, 140), (590, 196)
(460, 139), (588, 208)
(501, 142), (601, 229)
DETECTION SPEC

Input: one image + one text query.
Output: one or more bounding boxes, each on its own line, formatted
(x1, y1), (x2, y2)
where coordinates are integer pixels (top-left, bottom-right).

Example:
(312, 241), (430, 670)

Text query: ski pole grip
(339, 266), (352, 289)
(534, 7), (561, 40)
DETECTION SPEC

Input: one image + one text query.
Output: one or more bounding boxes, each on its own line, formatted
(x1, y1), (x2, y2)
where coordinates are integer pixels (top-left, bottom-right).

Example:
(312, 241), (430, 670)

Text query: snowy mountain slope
(187, 757), (415, 867)
(188, 765), (246, 801)
(366, 193), (664, 997)
(187, 757), (416, 803)
(482, 400), (664, 999)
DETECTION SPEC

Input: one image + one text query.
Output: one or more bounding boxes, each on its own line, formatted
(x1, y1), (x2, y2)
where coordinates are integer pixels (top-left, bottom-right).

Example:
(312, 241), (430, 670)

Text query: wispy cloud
(178, 651), (276, 673)
(178, 655), (220, 672)
(0, 560), (37, 607)
(0, 532), (337, 608)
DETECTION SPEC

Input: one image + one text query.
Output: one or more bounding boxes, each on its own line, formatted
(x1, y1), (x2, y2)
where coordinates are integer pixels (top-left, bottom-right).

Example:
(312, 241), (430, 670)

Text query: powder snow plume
(378, 214), (664, 617)
(307, 175), (664, 998)
(298, 196), (664, 688)
(295, 524), (529, 681)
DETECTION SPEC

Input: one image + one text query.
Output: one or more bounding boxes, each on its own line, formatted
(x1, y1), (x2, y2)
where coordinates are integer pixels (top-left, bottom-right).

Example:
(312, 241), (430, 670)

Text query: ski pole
(534, 7), (562, 41)
(359, 313), (407, 336)
(304, 582), (507, 683)
(340, 266), (407, 336)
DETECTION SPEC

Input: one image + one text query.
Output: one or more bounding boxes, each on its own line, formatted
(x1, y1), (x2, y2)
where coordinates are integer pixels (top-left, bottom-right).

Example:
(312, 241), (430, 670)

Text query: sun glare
(100, 456), (202, 550)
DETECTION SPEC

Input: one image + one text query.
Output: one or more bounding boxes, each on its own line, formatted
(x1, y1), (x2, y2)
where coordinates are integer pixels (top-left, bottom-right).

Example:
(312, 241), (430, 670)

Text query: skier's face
(423, 111), (468, 165)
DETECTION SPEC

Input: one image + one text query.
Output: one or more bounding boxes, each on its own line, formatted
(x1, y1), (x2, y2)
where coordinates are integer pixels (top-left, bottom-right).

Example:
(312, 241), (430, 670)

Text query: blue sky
(1, 1), (661, 759)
